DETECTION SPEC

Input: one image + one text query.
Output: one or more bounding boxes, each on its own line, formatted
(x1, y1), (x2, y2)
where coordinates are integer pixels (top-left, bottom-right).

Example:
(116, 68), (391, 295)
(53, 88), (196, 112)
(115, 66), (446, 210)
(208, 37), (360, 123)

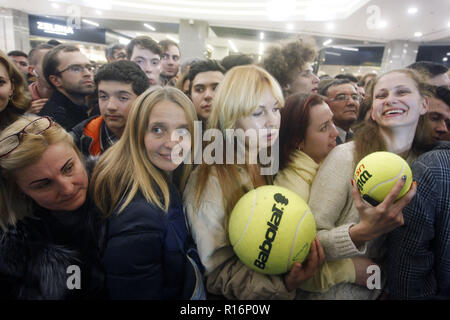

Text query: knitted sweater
(275, 150), (356, 294)
(305, 142), (383, 299)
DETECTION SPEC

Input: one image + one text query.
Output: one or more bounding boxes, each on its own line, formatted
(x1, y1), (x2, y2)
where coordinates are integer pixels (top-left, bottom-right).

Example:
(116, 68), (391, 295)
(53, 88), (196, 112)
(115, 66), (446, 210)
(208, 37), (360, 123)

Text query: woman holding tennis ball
(183, 65), (325, 299)
(306, 68), (432, 299)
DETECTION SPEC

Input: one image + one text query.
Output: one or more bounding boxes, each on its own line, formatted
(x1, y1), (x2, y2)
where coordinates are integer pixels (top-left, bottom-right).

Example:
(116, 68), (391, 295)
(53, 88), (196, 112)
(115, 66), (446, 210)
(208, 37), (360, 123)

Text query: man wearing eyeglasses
(39, 44), (96, 130)
(319, 79), (361, 145)
(159, 39), (181, 86)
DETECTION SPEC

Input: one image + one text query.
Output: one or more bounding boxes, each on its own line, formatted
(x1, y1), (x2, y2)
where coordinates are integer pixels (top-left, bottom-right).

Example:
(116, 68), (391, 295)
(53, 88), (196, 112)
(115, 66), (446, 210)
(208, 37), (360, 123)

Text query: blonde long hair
(193, 65), (284, 216)
(90, 87), (197, 218)
(0, 115), (78, 230)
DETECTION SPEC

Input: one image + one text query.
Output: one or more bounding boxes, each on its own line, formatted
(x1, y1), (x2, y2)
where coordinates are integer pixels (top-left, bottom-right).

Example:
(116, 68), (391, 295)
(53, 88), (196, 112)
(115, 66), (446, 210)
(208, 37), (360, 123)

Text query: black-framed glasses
(0, 117), (53, 158)
(56, 64), (95, 75)
(329, 94), (362, 103)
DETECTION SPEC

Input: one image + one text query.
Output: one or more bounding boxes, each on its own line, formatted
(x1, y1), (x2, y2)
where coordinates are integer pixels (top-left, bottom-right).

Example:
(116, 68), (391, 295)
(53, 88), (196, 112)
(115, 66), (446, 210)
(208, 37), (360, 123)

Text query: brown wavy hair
(0, 50), (31, 130)
(260, 37), (317, 94)
(353, 68), (434, 167)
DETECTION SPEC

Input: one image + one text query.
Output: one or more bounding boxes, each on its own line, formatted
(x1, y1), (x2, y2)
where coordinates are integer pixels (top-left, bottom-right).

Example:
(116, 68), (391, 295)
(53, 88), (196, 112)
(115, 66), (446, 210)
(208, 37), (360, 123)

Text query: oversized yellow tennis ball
(228, 185), (316, 275)
(354, 151), (413, 205)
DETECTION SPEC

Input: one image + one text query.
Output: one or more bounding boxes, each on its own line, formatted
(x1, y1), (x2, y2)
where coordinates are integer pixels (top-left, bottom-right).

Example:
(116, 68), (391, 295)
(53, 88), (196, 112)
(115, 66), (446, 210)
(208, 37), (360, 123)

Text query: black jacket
(39, 90), (89, 131)
(103, 185), (204, 300)
(0, 199), (106, 300)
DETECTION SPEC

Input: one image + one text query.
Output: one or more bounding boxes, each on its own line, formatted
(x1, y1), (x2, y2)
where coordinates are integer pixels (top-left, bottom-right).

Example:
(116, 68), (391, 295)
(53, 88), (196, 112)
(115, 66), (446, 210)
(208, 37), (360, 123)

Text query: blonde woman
(183, 65), (324, 300)
(0, 115), (105, 299)
(0, 50), (31, 130)
(90, 86), (204, 300)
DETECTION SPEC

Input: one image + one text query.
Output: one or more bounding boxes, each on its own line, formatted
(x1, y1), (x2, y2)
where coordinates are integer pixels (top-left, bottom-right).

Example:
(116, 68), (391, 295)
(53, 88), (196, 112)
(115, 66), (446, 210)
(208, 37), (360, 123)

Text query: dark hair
(318, 78), (352, 96)
(126, 36), (162, 59)
(435, 86), (450, 107)
(28, 44), (54, 66)
(7, 50), (27, 58)
(94, 60), (149, 96)
(221, 54), (254, 72)
(42, 44), (80, 89)
(335, 73), (358, 83)
(47, 39), (61, 46)
(105, 43), (126, 59)
(407, 61), (448, 78)
(279, 93), (325, 170)
(158, 39), (179, 52)
(186, 59), (225, 95)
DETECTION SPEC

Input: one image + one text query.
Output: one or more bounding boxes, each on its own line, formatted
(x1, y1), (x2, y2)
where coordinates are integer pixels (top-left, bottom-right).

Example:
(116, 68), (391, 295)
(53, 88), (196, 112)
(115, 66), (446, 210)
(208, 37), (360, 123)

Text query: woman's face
(0, 62), (14, 112)
(371, 72), (428, 129)
(289, 63), (320, 95)
(300, 102), (339, 163)
(144, 99), (191, 172)
(236, 87), (281, 151)
(14, 142), (89, 212)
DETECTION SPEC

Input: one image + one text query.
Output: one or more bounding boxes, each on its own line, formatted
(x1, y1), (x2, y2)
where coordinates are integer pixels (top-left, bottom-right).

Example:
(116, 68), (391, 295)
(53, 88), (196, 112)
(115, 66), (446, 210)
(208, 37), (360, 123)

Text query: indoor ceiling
(3, 0), (450, 55)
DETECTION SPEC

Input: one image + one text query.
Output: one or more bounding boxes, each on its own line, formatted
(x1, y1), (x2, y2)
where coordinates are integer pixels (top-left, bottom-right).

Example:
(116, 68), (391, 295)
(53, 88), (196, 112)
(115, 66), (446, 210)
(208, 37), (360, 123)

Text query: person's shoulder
(415, 142), (450, 167)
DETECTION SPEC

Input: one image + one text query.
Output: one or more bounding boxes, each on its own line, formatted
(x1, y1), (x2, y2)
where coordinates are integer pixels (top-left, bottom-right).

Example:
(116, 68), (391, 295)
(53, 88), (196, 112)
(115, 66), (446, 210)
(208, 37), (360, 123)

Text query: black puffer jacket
(0, 199), (106, 300)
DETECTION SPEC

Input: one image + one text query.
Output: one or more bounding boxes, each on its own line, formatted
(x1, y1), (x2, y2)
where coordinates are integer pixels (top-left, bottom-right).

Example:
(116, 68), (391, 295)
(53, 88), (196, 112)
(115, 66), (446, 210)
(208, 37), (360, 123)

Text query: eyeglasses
(56, 64), (95, 75)
(0, 117), (53, 158)
(329, 94), (362, 103)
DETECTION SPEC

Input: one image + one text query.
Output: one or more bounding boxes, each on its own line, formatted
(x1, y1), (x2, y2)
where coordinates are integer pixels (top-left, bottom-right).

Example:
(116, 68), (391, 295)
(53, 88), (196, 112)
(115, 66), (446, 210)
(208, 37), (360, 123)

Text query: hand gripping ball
(228, 185), (316, 275)
(354, 151), (413, 206)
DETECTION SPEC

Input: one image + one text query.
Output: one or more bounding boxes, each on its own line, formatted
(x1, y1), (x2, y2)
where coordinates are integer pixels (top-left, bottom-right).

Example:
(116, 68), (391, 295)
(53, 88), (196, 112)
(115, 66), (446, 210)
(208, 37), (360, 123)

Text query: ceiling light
(443, 57), (448, 62)
(228, 40), (238, 53)
(447, 52), (450, 56)
(414, 32), (423, 37)
(166, 35), (179, 44)
(82, 19), (99, 27)
(407, 7), (418, 15)
(331, 45), (359, 52)
(377, 20), (387, 29)
(259, 32), (265, 40)
(326, 23), (335, 30)
(96, 10), (103, 15)
(144, 23), (156, 31)
(51, 3), (60, 9)
(259, 43), (264, 55)
(286, 23), (294, 30)
(323, 39), (333, 46)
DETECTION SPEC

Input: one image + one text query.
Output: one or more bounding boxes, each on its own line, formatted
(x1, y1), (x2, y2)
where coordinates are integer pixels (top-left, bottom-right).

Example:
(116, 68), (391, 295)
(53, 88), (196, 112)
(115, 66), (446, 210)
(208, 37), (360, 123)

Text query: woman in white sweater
(275, 93), (374, 294)
(183, 65), (324, 300)
(306, 68), (432, 299)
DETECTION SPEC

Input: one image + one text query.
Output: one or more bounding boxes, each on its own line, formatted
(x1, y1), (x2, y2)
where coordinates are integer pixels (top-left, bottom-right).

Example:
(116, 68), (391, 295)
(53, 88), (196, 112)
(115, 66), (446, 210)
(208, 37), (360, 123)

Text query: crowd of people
(0, 34), (449, 300)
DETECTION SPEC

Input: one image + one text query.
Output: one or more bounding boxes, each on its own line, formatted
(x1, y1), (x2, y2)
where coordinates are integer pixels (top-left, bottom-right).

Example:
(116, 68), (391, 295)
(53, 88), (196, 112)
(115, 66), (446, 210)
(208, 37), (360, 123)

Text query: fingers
(351, 179), (366, 211)
(379, 176), (407, 209)
(315, 238), (325, 266)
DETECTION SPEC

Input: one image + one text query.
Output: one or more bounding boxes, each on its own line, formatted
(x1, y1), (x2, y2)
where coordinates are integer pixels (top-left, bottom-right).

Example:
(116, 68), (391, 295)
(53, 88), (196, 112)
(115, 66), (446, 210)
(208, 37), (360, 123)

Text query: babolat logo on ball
(355, 163), (373, 192)
(254, 193), (289, 270)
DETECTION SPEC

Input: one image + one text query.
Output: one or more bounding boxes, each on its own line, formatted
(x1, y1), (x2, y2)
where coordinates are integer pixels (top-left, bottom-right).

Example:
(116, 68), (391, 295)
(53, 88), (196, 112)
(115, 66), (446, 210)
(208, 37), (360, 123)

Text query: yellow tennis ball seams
(229, 185), (316, 275)
(354, 151), (413, 203)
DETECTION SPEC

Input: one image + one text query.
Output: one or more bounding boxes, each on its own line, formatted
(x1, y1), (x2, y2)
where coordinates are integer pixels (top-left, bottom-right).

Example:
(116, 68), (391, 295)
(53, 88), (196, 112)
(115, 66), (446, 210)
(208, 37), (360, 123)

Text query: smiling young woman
(303, 68), (434, 299)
